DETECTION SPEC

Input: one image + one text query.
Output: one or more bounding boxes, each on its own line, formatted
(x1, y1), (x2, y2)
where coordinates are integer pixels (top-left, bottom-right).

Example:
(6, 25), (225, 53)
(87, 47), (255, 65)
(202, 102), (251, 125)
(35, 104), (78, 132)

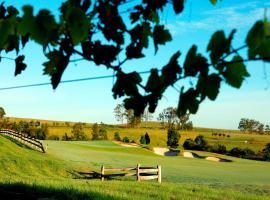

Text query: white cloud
(167, 1), (269, 35)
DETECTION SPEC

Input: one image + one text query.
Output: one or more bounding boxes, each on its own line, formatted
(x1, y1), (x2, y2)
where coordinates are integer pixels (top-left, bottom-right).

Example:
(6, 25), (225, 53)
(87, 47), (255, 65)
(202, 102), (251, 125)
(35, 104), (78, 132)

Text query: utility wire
(0, 70), (154, 91)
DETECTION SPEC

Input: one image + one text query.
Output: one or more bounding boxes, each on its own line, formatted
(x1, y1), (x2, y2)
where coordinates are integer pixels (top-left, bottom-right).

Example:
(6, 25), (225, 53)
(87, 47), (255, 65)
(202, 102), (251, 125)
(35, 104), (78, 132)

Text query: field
(47, 126), (270, 153)
(5, 117), (270, 152)
(1, 134), (270, 199)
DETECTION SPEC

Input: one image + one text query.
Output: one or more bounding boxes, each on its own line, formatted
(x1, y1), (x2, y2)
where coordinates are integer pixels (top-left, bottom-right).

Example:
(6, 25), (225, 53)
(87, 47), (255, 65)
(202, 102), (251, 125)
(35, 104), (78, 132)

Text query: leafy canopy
(0, 0), (269, 117)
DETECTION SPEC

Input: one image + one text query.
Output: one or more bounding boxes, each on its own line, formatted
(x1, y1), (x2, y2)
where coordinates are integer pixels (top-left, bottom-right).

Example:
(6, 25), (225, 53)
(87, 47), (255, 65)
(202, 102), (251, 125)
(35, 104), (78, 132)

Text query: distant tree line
(238, 118), (270, 134)
(114, 103), (153, 128)
(0, 118), (48, 140)
(157, 107), (193, 130)
(61, 122), (109, 141)
(183, 135), (270, 161)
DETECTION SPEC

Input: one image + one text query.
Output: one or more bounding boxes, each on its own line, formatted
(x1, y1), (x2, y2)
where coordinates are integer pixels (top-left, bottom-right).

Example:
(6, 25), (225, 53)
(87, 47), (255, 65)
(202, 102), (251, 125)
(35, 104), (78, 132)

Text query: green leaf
(43, 50), (70, 89)
(15, 55), (27, 76)
(246, 20), (270, 62)
(18, 6), (35, 36)
(153, 25), (172, 54)
(207, 30), (236, 65)
(161, 51), (181, 86)
(126, 43), (144, 59)
(7, 6), (19, 17)
(265, 19), (270, 37)
(172, 0), (184, 14)
(32, 10), (58, 45)
(177, 88), (200, 116)
(209, 0), (217, 5)
(197, 73), (221, 101)
(65, 7), (89, 44)
(145, 69), (161, 93)
(18, 7), (58, 45)
(112, 72), (142, 99)
(184, 45), (209, 76)
(124, 95), (147, 117)
(130, 23), (151, 48)
(223, 56), (250, 88)
(0, 3), (6, 18)
(0, 19), (15, 48)
(246, 21), (264, 58)
(92, 41), (120, 65)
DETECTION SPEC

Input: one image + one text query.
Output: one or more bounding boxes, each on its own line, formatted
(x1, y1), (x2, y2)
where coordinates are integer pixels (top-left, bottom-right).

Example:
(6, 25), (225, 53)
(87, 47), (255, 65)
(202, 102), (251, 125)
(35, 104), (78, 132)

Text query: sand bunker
(205, 156), (232, 162)
(182, 151), (200, 158)
(183, 151), (232, 162)
(153, 147), (179, 156)
(113, 141), (140, 148)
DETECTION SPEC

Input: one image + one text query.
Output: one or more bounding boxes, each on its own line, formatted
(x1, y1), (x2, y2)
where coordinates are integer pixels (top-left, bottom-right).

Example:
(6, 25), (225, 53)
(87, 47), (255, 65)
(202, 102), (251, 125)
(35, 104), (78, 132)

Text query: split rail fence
(101, 164), (161, 183)
(0, 129), (45, 153)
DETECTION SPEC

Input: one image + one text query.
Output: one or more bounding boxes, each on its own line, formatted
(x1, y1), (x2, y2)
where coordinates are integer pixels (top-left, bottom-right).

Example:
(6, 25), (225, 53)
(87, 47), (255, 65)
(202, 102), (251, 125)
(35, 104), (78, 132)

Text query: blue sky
(0, 0), (269, 129)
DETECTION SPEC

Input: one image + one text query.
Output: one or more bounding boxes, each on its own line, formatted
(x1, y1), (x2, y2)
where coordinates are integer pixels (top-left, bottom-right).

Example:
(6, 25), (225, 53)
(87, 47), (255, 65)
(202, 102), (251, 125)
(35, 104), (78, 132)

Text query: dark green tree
(114, 132), (121, 141)
(194, 135), (208, 150)
(167, 128), (180, 148)
(140, 135), (146, 144)
(122, 136), (130, 143)
(145, 132), (150, 144)
(0, 1), (269, 118)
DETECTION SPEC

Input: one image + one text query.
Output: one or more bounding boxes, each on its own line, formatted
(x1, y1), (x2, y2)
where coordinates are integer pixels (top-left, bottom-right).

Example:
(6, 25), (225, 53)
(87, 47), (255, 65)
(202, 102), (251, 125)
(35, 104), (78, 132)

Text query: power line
(0, 70), (154, 91)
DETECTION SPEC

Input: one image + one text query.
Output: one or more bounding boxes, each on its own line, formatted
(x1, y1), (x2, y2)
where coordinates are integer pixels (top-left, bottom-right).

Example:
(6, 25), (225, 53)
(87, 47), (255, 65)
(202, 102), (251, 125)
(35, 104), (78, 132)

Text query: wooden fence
(101, 164), (161, 183)
(0, 129), (45, 153)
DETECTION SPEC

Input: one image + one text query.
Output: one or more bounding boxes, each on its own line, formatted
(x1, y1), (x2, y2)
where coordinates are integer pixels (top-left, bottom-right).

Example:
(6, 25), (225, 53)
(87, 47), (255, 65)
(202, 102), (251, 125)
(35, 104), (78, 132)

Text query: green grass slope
(1, 136), (270, 200)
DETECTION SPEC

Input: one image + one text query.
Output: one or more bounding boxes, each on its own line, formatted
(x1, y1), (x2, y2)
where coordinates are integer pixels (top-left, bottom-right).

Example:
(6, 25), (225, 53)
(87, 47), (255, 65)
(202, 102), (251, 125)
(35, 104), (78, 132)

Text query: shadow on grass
(0, 182), (122, 200)
(0, 135), (33, 150)
(71, 171), (137, 182)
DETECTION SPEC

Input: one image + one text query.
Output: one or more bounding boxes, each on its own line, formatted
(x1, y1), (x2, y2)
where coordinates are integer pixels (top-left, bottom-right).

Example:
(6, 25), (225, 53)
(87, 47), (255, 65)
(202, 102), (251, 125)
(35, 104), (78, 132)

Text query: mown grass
(1, 135), (270, 199)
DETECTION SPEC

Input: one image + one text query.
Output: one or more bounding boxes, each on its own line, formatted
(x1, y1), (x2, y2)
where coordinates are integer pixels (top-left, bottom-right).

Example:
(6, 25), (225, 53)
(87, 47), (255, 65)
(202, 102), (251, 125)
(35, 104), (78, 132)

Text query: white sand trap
(205, 156), (232, 162)
(183, 151), (200, 158)
(153, 147), (179, 156)
(113, 141), (140, 148)
(205, 156), (221, 162)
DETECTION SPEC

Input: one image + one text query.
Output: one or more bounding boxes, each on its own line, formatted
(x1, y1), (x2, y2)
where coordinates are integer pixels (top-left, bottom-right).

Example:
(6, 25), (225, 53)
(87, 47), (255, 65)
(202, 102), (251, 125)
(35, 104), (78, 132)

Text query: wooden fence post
(101, 165), (105, 181)
(136, 164), (140, 182)
(157, 165), (161, 183)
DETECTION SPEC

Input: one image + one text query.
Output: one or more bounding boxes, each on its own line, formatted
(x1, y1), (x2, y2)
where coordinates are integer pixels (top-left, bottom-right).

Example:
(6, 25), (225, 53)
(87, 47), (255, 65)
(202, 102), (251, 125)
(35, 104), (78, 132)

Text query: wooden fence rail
(101, 164), (161, 183)
(0, 129), (45, 153)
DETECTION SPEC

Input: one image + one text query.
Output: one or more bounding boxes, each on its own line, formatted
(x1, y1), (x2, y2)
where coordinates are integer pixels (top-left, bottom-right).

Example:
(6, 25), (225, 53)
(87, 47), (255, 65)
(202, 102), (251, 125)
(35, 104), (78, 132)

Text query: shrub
(123, 136), (130, 143)
(167, 128), (180, 148)
(210, 144), (227, 154)
(263, 143), (270, 154)
(114, 132), (121, 141)
(140, 135), (146, 144)
(194, 135), (208, 150)
(228, 147), (256, 159)
(229, 147), (245, 157)
(183, 139), (196, 150)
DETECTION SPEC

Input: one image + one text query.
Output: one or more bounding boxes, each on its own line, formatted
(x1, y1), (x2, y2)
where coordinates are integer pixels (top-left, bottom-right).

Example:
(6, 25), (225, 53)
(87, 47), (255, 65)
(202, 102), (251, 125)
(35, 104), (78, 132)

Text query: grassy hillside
(1, 135), (270, 199)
